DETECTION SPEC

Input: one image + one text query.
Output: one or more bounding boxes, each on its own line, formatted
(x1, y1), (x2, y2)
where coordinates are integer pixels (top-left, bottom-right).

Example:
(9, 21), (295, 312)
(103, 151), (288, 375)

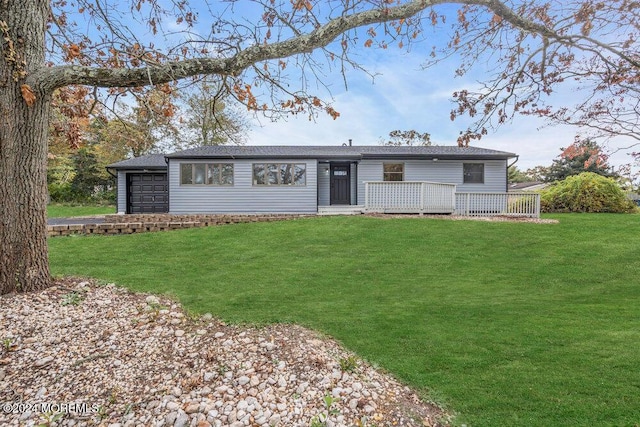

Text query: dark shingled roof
(108, 145), (517, 169)
(107, 154), (167, 170)
(165, 145), (517, 160)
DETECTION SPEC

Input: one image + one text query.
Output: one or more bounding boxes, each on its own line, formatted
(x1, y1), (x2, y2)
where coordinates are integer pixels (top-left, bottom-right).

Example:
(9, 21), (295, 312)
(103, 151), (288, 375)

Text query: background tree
(107, 88), (178, 157)
(507, 166), (533, 183)
(523, 165), (552, 182)
(544, 139), (616, 182)
(616, 160), (640, 192)
(47, 87), (96, 201)
(176, 78), (249, 149)
(47, 79), (247, 204)
(68, 148), (113, 201)
(380, 130), (432, 146)
(2, 0), (639, 293)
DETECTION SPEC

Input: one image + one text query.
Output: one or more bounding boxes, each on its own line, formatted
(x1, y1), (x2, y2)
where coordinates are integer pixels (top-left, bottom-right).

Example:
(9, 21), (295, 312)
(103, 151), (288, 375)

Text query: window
(463, 163), (484, 184)
(383, 163), (404, 181)
(253, 163), (306, 186)
(180, 163), (234, 185)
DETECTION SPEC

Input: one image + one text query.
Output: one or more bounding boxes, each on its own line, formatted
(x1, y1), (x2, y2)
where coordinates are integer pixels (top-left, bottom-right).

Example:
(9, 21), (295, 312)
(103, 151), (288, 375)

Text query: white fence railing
(455, 192), (540, 218)
(364, 181), (456, 214)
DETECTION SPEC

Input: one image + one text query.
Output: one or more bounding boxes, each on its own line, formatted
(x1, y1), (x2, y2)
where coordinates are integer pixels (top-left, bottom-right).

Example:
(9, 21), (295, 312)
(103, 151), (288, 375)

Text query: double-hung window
(463, 163), (484, 184)
(383, 163), (404, 181)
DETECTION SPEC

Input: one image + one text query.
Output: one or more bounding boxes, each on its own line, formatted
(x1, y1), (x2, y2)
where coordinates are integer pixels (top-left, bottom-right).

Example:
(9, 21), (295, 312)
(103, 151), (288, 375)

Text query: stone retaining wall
(102, 213), (306, 224)
(48, 214), (309, 237)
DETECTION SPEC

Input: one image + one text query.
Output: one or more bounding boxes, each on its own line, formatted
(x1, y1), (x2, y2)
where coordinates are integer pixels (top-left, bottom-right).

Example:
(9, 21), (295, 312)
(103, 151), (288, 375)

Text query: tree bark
(0, 1), (52, 293)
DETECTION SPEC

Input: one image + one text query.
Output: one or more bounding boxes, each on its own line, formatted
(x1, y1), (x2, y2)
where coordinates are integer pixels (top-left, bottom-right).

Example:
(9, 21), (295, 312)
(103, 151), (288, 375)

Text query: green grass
(47, 203), (115, 218)
(48, 214), (640, 426)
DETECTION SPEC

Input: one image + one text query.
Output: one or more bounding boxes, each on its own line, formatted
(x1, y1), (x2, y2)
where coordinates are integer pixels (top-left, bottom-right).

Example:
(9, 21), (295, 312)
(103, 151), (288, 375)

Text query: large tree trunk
(0, 1), (52, 293)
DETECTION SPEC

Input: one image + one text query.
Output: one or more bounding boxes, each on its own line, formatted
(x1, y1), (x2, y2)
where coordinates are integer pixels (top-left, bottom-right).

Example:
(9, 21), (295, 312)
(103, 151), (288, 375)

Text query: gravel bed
(0, 279), (450, 427)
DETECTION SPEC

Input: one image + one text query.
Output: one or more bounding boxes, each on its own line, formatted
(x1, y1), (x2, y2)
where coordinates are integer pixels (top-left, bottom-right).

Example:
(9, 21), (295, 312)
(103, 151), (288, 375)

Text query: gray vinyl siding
(350, 163), (358, 205)
(117, 171), (126, 214)
(169, 159), (318, 214)
(357, 159), (507, 205)
(317, 163), (330, 206)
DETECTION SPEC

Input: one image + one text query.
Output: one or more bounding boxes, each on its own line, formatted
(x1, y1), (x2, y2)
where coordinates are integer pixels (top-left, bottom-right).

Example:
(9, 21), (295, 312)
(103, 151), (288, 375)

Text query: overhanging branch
(31, 0), (445, 92)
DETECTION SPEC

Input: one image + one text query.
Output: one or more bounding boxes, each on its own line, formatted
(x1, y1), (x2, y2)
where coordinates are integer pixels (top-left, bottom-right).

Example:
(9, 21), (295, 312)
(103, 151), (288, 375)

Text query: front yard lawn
(48, 214), (640, 426)
(47, 203), (115, 218)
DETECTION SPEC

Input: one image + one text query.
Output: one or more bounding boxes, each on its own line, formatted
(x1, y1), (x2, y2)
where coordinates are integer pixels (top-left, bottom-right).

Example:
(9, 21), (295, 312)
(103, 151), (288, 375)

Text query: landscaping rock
(0, 278), (449, 427)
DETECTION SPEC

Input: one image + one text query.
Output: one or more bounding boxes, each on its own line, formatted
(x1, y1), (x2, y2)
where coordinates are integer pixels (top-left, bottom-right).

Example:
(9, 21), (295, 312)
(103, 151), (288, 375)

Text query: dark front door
(330, 163), (350, 205)
(127, 173), (169, 214)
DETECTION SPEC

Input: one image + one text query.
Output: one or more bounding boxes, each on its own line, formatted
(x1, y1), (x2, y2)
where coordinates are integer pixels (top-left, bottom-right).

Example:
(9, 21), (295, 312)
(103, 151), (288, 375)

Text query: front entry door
(330, 163), (350, 205)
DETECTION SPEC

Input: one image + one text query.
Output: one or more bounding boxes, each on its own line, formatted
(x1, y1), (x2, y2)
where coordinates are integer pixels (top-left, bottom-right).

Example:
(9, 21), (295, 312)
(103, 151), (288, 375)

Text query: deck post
(466, 192), (470, 216)
(364, 182), (369, 212)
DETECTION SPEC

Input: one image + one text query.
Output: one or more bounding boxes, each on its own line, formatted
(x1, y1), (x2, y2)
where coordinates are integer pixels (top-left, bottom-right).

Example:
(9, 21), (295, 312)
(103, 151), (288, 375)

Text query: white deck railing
(363, 182), (541, 218)
(455, 192), (540, 218)
(364, 181), (456, 214)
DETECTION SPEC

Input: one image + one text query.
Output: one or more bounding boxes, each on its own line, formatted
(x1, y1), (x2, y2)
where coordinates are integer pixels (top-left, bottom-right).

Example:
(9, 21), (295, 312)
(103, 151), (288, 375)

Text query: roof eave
(107, 165), (168, 170)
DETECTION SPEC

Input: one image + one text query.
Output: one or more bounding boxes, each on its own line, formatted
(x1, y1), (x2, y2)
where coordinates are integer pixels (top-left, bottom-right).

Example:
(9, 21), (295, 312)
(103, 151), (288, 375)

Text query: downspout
(165, 156), (170, 214)
(105, 167), (117, 179)
(506, 155), (519, 192)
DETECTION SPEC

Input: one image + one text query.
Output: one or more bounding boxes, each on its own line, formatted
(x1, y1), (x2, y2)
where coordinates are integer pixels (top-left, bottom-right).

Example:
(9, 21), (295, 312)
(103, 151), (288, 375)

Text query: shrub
(48, 182), (115, 204)
(541, 172), (637, 213)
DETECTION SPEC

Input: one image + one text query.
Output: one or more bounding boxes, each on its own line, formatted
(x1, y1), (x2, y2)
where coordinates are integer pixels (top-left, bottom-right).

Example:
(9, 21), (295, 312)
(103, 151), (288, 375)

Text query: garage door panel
(127, 173), (168, 214)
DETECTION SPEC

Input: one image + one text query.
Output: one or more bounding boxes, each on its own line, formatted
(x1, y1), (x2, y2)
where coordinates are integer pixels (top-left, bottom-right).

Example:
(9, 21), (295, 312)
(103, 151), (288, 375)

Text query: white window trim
(383, 163), (405, 182)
